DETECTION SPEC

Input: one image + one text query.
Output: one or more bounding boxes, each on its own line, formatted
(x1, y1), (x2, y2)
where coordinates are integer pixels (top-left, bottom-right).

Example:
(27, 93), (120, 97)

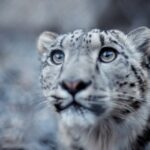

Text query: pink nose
(61, 80), (91, 96)
(64, 81), (79, 91)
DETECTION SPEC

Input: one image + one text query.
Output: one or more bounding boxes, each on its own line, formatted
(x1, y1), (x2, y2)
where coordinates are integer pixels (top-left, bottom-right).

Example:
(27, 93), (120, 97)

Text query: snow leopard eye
(50, 50), (65, 65)
(99, 47), (118, 63)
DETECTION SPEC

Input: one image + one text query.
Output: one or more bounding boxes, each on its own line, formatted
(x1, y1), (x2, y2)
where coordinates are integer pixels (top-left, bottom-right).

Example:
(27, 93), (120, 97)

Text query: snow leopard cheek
(40, 65), (62, 96)
(94, 60), (129, 90)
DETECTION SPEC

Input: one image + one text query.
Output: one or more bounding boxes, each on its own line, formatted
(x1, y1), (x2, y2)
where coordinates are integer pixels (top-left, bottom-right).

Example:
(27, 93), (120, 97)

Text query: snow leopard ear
(37, 31), (58, 54)
(128, 26), (150, 68)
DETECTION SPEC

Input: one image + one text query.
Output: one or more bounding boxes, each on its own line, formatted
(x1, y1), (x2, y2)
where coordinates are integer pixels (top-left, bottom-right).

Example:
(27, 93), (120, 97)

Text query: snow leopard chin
(59, 106), (97, 128)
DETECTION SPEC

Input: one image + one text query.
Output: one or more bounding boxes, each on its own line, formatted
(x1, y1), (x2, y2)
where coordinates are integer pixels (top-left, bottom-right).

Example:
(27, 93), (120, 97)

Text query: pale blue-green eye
(99, 47), (118, 63)
(50, 50), (65, 65)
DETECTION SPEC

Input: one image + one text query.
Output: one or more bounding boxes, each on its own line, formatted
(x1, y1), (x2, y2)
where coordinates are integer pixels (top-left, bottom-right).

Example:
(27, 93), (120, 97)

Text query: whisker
(86, 101), (105, 106)
(111, 92), (144, 101)
(36, 98), (64, 108)
(114, 101), (134, 109)
(113, 96), (144, 103)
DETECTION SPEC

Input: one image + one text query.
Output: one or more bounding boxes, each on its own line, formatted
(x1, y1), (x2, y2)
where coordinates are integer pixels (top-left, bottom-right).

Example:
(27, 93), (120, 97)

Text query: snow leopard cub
(37, 27), (150, 150)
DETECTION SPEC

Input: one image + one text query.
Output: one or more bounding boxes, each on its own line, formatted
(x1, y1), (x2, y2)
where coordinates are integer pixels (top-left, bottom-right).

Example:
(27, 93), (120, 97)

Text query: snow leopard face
(37, 27), (150, 128)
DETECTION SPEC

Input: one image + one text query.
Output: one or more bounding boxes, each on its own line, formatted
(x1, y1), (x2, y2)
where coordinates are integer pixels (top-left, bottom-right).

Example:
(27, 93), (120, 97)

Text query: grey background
(0, 0), (150, 148)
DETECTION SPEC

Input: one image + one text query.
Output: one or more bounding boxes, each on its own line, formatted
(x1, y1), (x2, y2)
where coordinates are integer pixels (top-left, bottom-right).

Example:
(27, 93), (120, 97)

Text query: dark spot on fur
(119, 81), (127, 87)
(95, 64), (100, 73)
(126, 74), (129, 78)
(131, 123), (150, 150)
(130, 101), (142, 110)
(142, 56), (150, 69)
(129, 96), (135, 101)
(121, 52), (129, 59)
(138, 39), (150, 52)
(112, 116), (124, 124)
(121, 109), (131, 115)
(110, 38), (119, 45)
(100, 34), (105, 46)
(131, 65), (147, 94)
(123, 81), (128, 85)
(130, 83), (136, 87)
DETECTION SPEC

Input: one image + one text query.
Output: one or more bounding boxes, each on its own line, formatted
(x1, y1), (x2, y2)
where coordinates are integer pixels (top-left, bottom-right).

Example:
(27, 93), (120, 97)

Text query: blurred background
(0, 0), (150, 148)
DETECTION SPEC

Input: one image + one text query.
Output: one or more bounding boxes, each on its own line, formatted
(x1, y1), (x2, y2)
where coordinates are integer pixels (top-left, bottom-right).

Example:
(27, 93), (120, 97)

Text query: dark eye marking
(120, 52), (129, 59)
(50, 49), (65, 65)
(99, 47), (118, 63)
(100, 34), (105, 46)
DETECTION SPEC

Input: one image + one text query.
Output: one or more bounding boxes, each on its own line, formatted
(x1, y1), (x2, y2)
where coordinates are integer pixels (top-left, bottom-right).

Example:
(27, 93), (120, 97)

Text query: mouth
(52, 95), (106, 116)
(54, 99), (87, 112)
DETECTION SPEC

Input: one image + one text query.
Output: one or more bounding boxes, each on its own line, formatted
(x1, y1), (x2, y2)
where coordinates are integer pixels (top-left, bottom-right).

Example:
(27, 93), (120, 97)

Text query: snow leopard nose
(61, 80), (91, 96)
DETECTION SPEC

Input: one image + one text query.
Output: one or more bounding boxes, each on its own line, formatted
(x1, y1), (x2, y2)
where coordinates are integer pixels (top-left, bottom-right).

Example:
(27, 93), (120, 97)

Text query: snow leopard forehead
(51, 29), (126, 48)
